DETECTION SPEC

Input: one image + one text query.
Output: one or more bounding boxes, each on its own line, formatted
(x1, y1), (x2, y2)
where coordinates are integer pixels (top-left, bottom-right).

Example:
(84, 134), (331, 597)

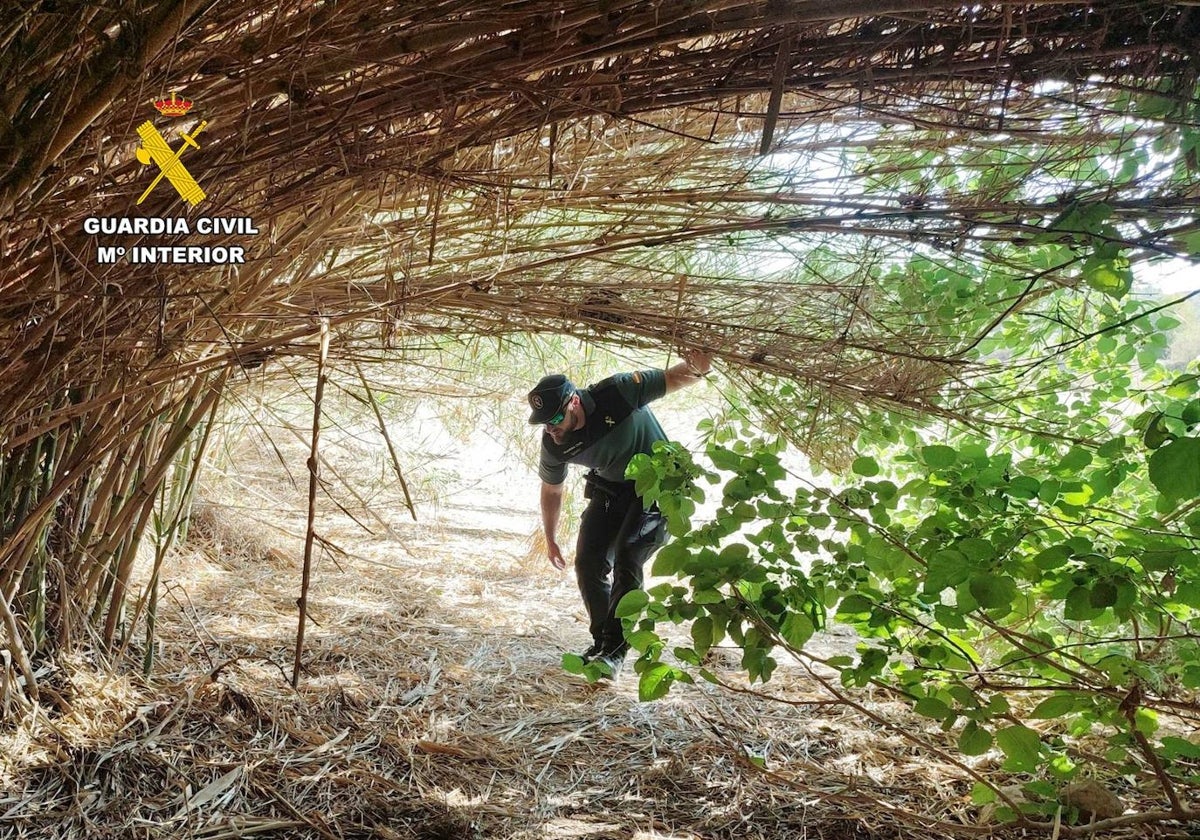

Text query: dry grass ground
(0, 387), (1062, 839)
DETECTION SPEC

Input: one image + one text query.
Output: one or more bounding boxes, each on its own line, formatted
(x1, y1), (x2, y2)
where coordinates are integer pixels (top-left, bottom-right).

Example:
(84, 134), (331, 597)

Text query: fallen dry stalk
(293, 318), (331, 687)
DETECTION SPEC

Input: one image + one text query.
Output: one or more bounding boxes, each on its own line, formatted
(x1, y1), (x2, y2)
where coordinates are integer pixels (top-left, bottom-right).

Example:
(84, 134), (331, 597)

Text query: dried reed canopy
(0, 1), (1198, 680)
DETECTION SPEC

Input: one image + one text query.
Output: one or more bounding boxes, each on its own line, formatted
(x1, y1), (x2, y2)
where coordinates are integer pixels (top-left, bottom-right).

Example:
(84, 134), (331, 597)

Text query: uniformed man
(527, 350), (712, 676)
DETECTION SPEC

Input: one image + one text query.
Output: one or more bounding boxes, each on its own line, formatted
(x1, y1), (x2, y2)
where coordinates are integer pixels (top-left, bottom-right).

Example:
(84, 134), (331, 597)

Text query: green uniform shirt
(538, 369), (667, 485)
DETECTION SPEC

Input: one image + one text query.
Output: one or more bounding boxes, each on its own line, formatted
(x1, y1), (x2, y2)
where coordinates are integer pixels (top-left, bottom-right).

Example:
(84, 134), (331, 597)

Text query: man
(527, 349), (712, 676)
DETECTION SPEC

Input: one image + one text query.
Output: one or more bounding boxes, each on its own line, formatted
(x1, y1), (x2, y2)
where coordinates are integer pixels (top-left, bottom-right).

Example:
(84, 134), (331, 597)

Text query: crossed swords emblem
(135, 120), (207, 205)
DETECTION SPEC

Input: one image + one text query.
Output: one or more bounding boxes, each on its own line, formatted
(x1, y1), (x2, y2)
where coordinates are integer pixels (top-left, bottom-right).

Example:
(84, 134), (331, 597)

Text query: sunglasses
(545, 396), (571, 427)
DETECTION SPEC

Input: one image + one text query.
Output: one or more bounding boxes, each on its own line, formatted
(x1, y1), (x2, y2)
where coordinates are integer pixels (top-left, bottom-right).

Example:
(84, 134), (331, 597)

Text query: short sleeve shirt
(538, 369), (667, 485)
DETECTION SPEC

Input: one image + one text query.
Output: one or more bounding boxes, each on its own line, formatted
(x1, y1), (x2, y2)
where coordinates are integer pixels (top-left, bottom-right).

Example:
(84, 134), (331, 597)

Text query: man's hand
(683, 348), (712, 376)
(547, 539), (566, 570)
(665, 348), (714, 393)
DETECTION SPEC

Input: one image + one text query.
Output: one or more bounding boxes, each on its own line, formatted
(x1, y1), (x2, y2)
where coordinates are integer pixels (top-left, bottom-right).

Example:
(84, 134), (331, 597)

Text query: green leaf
(1184, 399), (1200, 427)
(708, 445), (742, 471)
(691, 616), (714, 655)
(926, 549), (971, 593)
(1149, 437), (1200, 500)
(1134, 92), (1175, 118)
(958, 537), (995, 562)
(970, 782), (997, 805)
(615, 589), (650, 618)
(1144, 412), (1174, 450)
(1166, 373), (1199, 399)
(625, 629), (660, 652)
(1065, 536), (1092, 554)
(1083, 257), (1132, 298)
(1049, 754), (1077, 779)
(1134, 708), (1158, 736)
(1038, 479), (1060, 504)
(731, 501), (756, 521)
(1098, 654), (1139, 686)
(562, 653), (586, 674)
(852, 456), (880, 477)
(718, 543), (751, 568)
(995, 725), (1042, 773)
(1007, 475), (1041, 499)
(1030, 693), (1083, 719)
(959, 721), (994, 756)
(1062, 485), (1093, 506)
(1024, 780), (1057, 800)
(652, 541), (688, 576)
(1111, 580), (1137, 617)
(1033, 544), (1072, 570)
(780, 612), (814, 650)
(836, 594), (873, 619)
(1174, 580), (1200, 609)
(1089, 579), (1118, 608)
(969, 573), (1017, 611)
(1161, 736), (1200, 760)
(1177, 228), (1200, 256)
(638, 663), (677, 701)
(1057, 446), (1093, 472)
(914, 696), (953, 720)
(922, 445), (957, 468)
(646, 582), (675, 599)
(1064, 586), (1103, 621)
(807, 513), (831, 529)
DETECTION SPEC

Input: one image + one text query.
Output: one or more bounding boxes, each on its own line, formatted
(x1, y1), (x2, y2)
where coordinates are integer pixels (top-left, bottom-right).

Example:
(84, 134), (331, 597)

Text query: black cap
(527, 374), (576, 424)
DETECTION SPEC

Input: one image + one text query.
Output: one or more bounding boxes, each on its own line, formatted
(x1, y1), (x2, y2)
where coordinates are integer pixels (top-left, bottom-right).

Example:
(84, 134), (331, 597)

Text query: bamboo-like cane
(293, 319), (331, 688)
(0, 589), (38, 702)
(759, 30), (794, 155)
(354, 362), (417, 522)
(134, 379), (226, 674)
(99, 383), (209, 648)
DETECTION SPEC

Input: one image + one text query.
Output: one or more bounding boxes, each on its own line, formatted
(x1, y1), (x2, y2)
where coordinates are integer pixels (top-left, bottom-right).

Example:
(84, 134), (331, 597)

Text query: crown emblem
(153, 91), (193, 117)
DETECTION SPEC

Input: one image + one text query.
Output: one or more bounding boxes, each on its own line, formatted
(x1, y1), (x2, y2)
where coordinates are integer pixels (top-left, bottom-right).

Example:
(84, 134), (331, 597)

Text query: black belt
(583, 470), (635, 500)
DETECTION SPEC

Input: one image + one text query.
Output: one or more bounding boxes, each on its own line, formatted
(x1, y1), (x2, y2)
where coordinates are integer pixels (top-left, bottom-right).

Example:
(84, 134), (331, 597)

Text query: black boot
(580, 642), (604, 663)
(594, 644), (628, 679)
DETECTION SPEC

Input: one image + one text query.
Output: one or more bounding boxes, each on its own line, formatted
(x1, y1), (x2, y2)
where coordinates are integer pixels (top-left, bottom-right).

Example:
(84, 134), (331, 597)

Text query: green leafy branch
(618, 426), (1200, 831)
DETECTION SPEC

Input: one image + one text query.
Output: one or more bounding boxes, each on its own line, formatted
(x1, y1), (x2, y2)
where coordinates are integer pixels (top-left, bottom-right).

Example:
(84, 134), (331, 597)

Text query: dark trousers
(575, 485), (667, 652)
